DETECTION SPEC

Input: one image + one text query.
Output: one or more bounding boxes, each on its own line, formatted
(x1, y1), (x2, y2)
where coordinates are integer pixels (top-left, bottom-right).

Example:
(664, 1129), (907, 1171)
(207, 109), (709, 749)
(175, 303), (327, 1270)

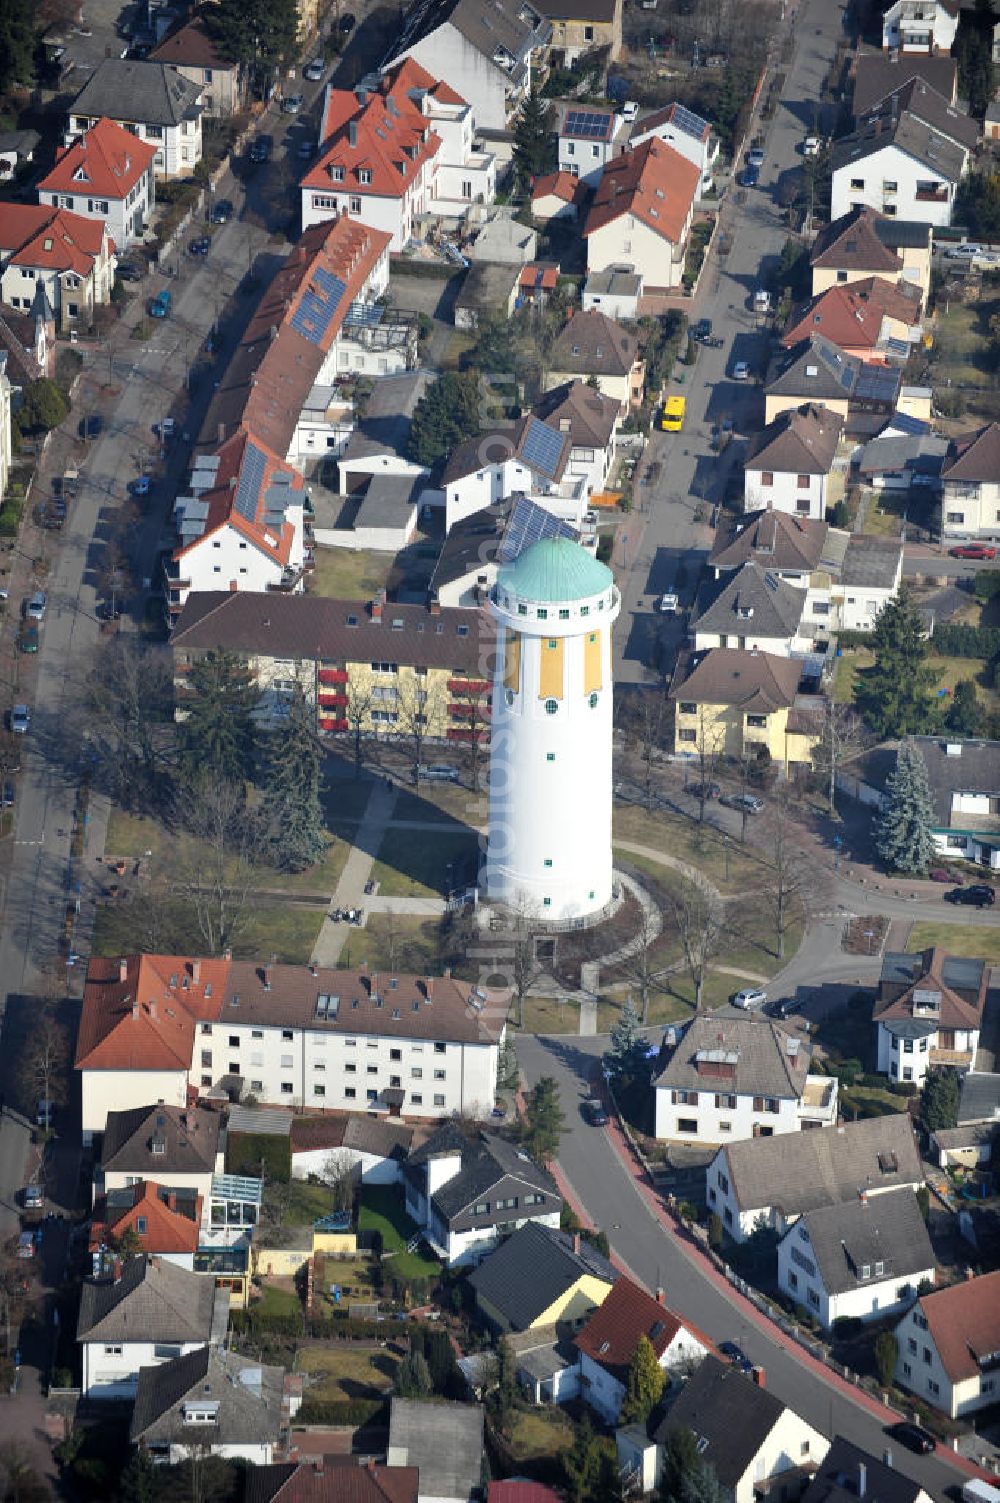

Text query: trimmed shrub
(974, 571), (1000, 601)
(229, 1305), (303, 1339)
(837, 629), (875, 650)
(297, 1397), (387, 1426)
(931, 622), (1000, 660)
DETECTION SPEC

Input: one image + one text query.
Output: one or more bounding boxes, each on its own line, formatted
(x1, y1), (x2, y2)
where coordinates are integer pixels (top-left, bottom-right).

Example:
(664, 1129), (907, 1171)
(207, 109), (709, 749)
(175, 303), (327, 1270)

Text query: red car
(950, 543), (997, 560)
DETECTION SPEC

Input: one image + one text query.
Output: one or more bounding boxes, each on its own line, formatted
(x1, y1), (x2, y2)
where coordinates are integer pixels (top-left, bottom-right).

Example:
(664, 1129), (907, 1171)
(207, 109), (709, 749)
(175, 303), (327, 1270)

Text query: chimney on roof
(573, 1232), (581, 1255)
(131, 998), (139, 1020)
(224, 948), (232, 961)
(858, 1463), (867, 1498)
(429, 599), (441, 615)
(656, 1286), (666, 1306)
(149, 999), (157, 1021)
(371, 591), (384, 622)
(859, 1188), (869, 1205)
(167, 1191), (177, 1212)
(443, 967), (451, 979)
(315, 1458), (325, 1477)
(753, 1365), (765, 1388)
(192, 959), (201, 983)
(119, 958), (128, 983)
(349, 121), (358, 148)
(113, 1256), (122, 1283)
(263, 967), (272, 991)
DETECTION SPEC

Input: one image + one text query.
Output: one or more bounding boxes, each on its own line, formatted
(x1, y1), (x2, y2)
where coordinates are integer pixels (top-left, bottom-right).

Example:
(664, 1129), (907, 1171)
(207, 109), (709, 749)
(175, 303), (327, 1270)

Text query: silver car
(10, 704), (30, 734)
(733, 987), (767, 1010)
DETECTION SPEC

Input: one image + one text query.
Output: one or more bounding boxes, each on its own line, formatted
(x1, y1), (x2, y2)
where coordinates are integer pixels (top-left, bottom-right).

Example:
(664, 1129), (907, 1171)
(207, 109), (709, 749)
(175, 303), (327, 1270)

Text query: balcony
(914, 186), (949, 203)
(449, 702), (490, 720)
(318, 693), (348, 709)
(447, 726), (488, 742)
(319, 716), (349, 733)
(319, 669), (349, 685)
(447, 678), (489, 695)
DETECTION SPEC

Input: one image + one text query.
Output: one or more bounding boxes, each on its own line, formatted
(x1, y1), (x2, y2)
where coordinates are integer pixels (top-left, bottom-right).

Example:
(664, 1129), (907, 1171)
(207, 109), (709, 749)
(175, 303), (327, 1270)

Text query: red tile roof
(917, 1270), (1000, 1383)
(149, 14), (234, 71)
(90, 1181), (202, 1256)
(75, 955), (228, 1073)
(249, 1458), (419, 1503)
(0, 204), (109, 277)
(519, 263), (559, 290)
(303, 58), (454, 202)
(574, 1275), (715, 1381)
(584, 138), (699, 246)
(531, 171), (585, 206)
(38, 117), (156, 200)
(782, 276), (922, 352)
(874, 946), (986, 1032)
(176, 428), (302, 567)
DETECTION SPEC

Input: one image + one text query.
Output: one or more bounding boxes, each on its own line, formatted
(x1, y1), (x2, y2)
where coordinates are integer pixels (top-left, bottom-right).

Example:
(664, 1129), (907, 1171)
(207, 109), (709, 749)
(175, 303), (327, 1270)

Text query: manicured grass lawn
(815, 1002), (875, 1067)
(517, 995), (581, 1034)
(612, 805), (766, 895)
(840, 1083), (908, 1119)
(309, 548), (395, 600)
(908, 921), (1000, 960)
(92, 897), (323, 964)
(357, 1186), (416, 1253)
(284, 1179), (339, 1224)
(505, 1406), (575, 1463)
(256, 1284), (302, 1320)
(352, 913), (443, 972)
(834, 648), (1000, 715)
(391, 787), (479, 828)
(371, 828), (481, 898)
(294, 1344), (400, 1400)
(595, 988), (692, 1032)
(387, 1247), (443, 1281)
(313, 1255), (380, 1301)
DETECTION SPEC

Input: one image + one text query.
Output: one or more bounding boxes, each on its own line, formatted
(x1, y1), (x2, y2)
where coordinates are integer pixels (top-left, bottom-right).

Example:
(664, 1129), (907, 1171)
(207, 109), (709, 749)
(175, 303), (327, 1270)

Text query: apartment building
(67, 58), (204, 178)
(171, 592), (492, 742)
(583, 138), (699, 289)
(76, 955), (505, 1143)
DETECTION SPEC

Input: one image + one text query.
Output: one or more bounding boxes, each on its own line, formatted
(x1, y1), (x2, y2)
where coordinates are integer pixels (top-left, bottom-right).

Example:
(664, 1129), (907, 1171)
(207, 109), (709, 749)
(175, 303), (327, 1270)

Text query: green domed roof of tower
(497, 538), (614, 604)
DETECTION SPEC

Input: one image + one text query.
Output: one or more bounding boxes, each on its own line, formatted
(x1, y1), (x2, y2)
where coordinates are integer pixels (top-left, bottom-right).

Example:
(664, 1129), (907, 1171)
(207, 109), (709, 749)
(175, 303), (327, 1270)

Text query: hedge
(973, 571), (1000, 601)
(306, 1314), (409, 1340)
(230, 1306), (304, 1338)
(930, 622), (1000, 660)
(227, 1130), (291, 1182)
(836, 630), (875, 650)
(297, 1397), (387, 1427)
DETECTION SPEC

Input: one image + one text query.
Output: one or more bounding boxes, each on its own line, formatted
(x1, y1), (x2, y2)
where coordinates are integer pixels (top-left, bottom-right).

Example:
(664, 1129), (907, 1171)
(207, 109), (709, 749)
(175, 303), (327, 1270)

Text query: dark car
(888, 1422), (935, 1456)
(188, 236), (211, 257)
(1, 781), (14, 808)
(17, 624), (38, 654)
(688, 780), (721, 800)
(720, 791), (765, 815)
(741, 163), (759, 188)
(128, 475), (151, 497)
(116, 259), (145, 282)
(79, 414), (103, 440)
(98, 602), (123, 622)
(211, 198), (233, 224)
(339, 11), (356, 29)
(584, 1098), (609, 1126)
(945, 884), (996, 907)
(691, 318), (712, 342)
(768, 997), (795, 1019)
(248, 135), (272, 163)
(34, 502), (64, 530)
(718, 1341), (753, 1374)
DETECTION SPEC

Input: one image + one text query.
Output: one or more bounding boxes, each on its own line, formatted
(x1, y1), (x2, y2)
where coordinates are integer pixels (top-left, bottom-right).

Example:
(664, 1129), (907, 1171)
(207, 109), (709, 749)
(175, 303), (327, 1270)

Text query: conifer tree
(621, 1334), (665, 1425)
(856, 588), (938, 738)
(261, 688), (328, 872)
(875, 739), (935, 874)
(512, 86), (554, 189)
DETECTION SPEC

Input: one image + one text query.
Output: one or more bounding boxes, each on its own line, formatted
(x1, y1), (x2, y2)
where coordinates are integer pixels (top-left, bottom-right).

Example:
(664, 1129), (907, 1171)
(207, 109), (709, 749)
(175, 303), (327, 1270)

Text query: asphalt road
(517, 1031), (970, 1500)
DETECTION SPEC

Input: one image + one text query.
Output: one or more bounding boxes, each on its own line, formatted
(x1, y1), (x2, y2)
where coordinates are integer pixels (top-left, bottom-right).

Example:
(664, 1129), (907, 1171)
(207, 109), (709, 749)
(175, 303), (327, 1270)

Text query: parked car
(248, 135), (272, 163)
(732, 360), (750, 381)
(950, 543), (997, 560)
(688, 781), (721, 800)
(128, 475), (151, 497)
(746, 147), (765, 168)
(25, 592), (46, 621)
(283, 93), (304, 114)
(116, 258), (145, 282)
(584, 1098), (609, 1126)
(888, 1422), (935, 1455)
(297, 139), (314, 160)
(304, 57), (326, 80)
(718, 1341), (753, 1373)
(34, 502), (64, 530)
(17, 1231), (34, 1259)
(1, 780), (15, 808)
(945, 884), (996, 907)
(741, 163), (759, 188)
(339, 11), (356, 29)
(155, 417), (176, 440)
(733, 987), (767, 1010)
(10, 705), (30, 735)
(658, 591), (679, 613)
(211, 198), (233, 224)
(79, 414), (103, 440)
(22, 1184), (43, 1210)
(802, 135), (823, 156)
(720, 791), (765, 814)
(421, 764), (459, 782)
(767, 997), (795, 1019)
(148, 288), (172, 319)
(17, 624), (38, 654)
(691, 318), (712, 343)
(188, 236), (211, 257)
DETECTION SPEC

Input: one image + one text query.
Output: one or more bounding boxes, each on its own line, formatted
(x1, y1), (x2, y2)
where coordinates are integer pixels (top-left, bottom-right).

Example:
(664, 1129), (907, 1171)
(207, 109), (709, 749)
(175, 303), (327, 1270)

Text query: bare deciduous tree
(617, 893), (669, 1025)
(322, 1149), (357, 1211)
(24, 1004), (70, 1123)
(684, 707), (726, 824)
(756, 804), (815, 961)
(811, 699), (867, 815)
(343, 677), (376, 778)
(448, 677), (491, 792)
(665, 883), (727, 1012)
(171, 778), (263, 954)
(394, 675), (447, 787)
(621, 688), (669, 811)
(87, 638), (174, 811)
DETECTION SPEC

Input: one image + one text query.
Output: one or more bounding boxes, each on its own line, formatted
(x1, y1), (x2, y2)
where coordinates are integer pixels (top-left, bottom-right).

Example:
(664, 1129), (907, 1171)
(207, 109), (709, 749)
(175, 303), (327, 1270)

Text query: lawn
(309, 548), (395, 600)
(295, 1344), (400, 1401)
(908, 921), (1000, 960)
(283, 1179), (339, 1225)
(92, 897), (323, 964)
(255, 1284), (302, 1321)
(840, 1083), (908, 1120)
(505, 1406), (575, 1463)
(834, 646), (1000, 715)
(370, 828), (481, 898)
(352, 912), (443, 972)
(517, 995), (581, 1034)
(815, 1001), (875, 1067)
(357, 1186), (417, 1253)
(612, 804), (766, 895)
(929, 296), (1000, 389)
(391, 787), (482, 829)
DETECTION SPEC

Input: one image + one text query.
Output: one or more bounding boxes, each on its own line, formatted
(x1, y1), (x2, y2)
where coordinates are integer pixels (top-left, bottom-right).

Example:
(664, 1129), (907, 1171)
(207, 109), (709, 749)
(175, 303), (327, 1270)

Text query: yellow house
(810, 205), (932, 304)
(171, 592), (493, 746)
(468, 1220), (618, 1334)
(670, 647), (821, 772)
(544, 0), (623, 64)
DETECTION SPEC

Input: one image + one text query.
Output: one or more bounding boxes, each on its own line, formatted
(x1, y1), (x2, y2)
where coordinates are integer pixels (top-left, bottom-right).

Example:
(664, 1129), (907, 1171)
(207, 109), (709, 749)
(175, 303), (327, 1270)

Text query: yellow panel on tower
(583, 630), (602, 695)
(504, 630), (521, 693)
(539, 637), (564, 699)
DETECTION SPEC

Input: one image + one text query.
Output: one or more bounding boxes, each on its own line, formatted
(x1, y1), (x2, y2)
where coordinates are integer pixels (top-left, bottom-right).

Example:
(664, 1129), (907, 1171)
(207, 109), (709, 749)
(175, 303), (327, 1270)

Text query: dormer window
(331, 165), (345, 182)
(358, 167), (372, 185)
(737, 605), (753, 619)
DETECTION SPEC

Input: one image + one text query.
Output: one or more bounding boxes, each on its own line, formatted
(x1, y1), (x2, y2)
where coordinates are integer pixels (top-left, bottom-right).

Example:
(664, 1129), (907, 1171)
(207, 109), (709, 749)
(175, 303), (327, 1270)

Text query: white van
(963, 1481), (1000, 1503)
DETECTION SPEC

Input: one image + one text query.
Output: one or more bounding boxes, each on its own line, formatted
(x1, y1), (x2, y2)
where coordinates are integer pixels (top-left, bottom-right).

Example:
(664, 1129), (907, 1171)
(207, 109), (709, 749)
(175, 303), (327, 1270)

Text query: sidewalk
(310, 780), (397, 966)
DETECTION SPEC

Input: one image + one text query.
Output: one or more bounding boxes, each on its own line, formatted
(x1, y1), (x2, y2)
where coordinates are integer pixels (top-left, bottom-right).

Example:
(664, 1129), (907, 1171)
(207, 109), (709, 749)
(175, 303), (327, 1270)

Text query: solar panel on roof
(521, 417), (565, 478)
(668, 102), (709, 140)
(564, 110), (612, 138)
(499, 497), (577, 563)
(888, 411), (930, 436)
(345, 300), (385, 328)
(290, 266), (348, 346)
(235, 440), (268, 524)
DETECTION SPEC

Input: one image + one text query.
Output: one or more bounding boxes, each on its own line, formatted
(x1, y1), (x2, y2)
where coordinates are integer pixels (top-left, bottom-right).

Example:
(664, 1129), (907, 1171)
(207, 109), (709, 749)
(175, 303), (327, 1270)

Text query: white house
(77, 1255), (228, 1399)
(777, 1189), (935, 1330)
(882, 0), (959, 52)
(0, 204), (114, 333)
(830, 95), (972, 227)
(940, 421), (1000, 540)
(67, 59), (203, 179)
(629, 101), (719, 194)
(402, 1122), (561, 1265)
(76, 956), (505, 1146)
(654, 1014), (838, 1145)
(96, 1103), (225, 1203)
(583, 138), (699, 289)
(894, 1270), (1000, 1417)
(575, 1276), (712, 1424)
(385, 0), (551, 133)
(37, 117), (157, 249)
(130, 1346), (291, 1464)
(582, 265), (643, 319)
(290, 1113), (413, 1185)
(534, 381), (619, 499)
(616, 1355), (829, 1500)
(874, 946), (986, 1084)
(689, 559), (813, 658)
(440, 413), (586, 533)
(557, 105), (627, 187)
(301, 60), (494, 251)
(743, 403), (844, 521)
(706, 1113), (923, 1244)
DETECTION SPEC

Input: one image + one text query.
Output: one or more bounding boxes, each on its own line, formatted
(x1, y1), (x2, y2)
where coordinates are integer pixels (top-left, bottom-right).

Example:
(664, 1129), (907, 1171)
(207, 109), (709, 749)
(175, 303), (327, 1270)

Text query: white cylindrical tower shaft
(485, 538), (620, 924)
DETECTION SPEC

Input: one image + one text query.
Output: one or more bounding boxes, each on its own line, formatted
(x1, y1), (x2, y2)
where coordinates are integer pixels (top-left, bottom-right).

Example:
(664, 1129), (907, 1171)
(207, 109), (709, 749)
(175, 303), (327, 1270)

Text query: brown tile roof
(916, 1270), (1000, 1383)
(90, 1181), (202, 1256)
(670, 647), (802, 715)
(531, 171), (586, 206)
(0, 204), (109, 277)
(290, 1113), (413, 1159)
(782, 279), (922, 353)
(100, 1103), (223, 1176)
(38, 117), (156, 202)
(533, 380), (619, 450)
(709, 510), (829, 574)
(149, 14), (234, 70)
(942, 422), (1000, 484)
(852, 51), (958, 116)
(583, 138), (699, 246)
(745, 402), (844, 475)
(874, 946), (986, 1032)
(549, 309), (637, 379)
(574, 1276), (714, 1382)
(77, 957), (503, 1073)
(246, 1460), (420, 1503)
(810, 206), (903, 273)
(171, 592), (491, 673)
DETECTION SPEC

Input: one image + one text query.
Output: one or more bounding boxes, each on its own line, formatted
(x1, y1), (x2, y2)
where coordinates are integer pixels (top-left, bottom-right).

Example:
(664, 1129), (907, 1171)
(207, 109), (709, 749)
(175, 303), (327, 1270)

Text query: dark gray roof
(100, 1103), (223, 1176)
(468, 1222), (617, 1328)
(389, 0), (550, 84)
(719, 1113), (923, 1217)
(406, 1119), (472, 1168)
(888, 736), (1000, 828)
(340, 371), (431, 464)
(454, 260), (520, 314)
(356, 475), (424, 529)
(790, 1188), (934, 1297)
(803, 1436), (928, 1503)
(959, 1071), (1000, 1125)
(130, 1345), (285, 1447)
(709, 510), (830, 575)
(653, 1356), (784, 1484)
(874, 76), (979, 152)
(77, 1255), (224, 1344)
(655, 1014), (813, 1100)
(766, 335), (864, 403)
(841, 535), (903, 589)
(831, 106), (968, 184)
(857, 433), (948, 479)
(388, 1398), (484, 1502)
(430, 504), (507, 594)
(852, 51), (958, 117)
(584, 266), (642, 298)
(690, 559), (807, 643)
(70, 58), (203, 126)
(431, 1132), (558, 1220)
